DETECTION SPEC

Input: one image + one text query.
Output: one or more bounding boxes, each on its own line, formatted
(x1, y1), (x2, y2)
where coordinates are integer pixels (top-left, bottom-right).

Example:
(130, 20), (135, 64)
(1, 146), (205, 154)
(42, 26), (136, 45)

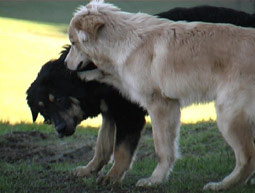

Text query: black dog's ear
(31, 107), (39, 122)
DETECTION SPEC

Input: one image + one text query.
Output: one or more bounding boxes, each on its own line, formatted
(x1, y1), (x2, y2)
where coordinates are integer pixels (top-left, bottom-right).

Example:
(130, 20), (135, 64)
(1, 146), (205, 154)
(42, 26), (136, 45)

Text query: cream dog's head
(65, 0), (141, 71)
(65, 0), (113, 71)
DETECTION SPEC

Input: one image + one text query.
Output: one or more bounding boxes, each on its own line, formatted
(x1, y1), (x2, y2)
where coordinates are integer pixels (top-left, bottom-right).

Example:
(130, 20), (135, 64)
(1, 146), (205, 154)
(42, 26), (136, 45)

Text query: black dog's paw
(96, 175), (121, 186)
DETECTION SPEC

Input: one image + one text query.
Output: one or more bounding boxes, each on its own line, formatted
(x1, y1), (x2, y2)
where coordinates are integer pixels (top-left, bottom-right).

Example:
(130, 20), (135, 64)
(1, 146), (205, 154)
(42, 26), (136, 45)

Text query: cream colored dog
(65, 0), (255, 190)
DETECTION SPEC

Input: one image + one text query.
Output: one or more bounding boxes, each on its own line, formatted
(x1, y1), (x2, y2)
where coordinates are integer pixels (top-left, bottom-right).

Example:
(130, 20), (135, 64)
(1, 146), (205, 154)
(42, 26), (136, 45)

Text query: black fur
(157, 5), (255, 27)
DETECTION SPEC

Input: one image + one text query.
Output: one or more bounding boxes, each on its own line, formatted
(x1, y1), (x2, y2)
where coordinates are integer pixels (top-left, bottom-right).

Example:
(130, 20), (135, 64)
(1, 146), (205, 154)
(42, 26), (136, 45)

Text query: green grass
(0, 121), (254, 193)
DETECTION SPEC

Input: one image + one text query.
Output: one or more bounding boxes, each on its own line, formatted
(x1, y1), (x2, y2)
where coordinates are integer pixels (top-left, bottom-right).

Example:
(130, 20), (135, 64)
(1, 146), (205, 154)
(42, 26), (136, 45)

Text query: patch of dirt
(0, 129), (156, 164)
(0, 131), (94, 164)
(0, 130), (159, 193)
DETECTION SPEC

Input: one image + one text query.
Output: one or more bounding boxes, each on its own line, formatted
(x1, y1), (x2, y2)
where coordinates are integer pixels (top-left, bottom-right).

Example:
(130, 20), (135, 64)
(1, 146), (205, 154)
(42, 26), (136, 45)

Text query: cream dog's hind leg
(204, 90), (255, 190)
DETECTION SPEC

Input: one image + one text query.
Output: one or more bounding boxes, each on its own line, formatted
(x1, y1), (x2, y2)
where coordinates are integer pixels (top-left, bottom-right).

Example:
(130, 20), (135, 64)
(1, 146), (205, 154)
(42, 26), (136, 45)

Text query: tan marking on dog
(58, 102), (84, 130)
(38, 101), (44, 107)
(97, 142), (132, 184)
(49, 94), (55, 102)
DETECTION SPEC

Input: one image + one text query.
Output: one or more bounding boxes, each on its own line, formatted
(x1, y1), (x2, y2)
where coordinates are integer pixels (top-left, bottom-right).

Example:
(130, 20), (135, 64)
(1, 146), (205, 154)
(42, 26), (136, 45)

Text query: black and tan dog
(26, 46), (146, 184)
(27, 5), (255, 186)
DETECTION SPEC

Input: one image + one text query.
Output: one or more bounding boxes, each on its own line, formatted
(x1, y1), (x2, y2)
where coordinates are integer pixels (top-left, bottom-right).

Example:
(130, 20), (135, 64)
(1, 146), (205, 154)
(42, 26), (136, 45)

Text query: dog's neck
(106, 14), (172, 66)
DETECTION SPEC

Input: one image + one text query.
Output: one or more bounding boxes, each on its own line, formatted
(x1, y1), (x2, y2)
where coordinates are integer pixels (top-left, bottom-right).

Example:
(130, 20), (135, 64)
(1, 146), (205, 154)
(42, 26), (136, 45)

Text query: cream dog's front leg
(78, 69), (123, 92)
(136, 97), (181, 186)
(78, 69), (104, 82)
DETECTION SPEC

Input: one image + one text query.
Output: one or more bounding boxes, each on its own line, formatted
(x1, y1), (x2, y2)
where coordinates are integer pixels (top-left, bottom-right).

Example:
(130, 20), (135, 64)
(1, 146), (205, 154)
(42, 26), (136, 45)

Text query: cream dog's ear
(75, 14), (104, 41)
(76, 29), (88, 43)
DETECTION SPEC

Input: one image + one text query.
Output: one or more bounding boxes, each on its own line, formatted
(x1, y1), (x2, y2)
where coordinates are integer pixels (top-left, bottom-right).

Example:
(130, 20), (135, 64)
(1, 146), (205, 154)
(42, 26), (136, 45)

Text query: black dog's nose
(55, 122), (66, 133)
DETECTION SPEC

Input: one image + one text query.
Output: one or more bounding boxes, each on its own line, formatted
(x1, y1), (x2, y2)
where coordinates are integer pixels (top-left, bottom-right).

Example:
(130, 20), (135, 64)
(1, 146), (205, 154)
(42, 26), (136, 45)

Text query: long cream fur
(65, 0), (255, 190)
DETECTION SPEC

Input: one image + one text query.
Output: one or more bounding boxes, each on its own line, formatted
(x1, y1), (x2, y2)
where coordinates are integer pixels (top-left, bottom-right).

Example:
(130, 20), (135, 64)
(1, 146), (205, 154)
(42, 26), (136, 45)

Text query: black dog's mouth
(57, 126), (76, 138)
(55, 118), (78, 138)
(57, 129), (75, 138)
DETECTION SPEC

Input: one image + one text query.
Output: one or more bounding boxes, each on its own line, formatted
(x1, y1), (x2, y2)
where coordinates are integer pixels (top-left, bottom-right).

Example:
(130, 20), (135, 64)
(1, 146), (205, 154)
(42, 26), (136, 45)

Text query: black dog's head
(27, 88), (83, 137)
(26, 45), (98, 137)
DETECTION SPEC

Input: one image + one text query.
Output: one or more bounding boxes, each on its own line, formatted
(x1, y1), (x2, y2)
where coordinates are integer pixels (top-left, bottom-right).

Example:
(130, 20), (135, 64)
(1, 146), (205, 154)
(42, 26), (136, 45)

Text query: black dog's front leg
(73, 113), (115, 178)
(97, 109), (146, 185)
